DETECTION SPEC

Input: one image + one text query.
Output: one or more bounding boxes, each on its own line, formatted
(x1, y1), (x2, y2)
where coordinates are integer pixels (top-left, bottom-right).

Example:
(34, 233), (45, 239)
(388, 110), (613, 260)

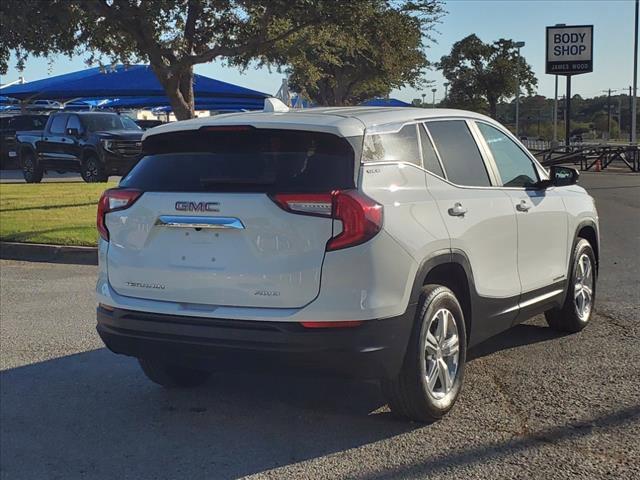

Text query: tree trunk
(316, 80), (332, 106)
(488, 98), (498, 118)
(151, 64), (195, 120)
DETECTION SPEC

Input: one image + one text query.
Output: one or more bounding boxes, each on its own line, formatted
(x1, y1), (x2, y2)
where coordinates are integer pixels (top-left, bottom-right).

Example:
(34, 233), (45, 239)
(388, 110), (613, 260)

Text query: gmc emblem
(175, 201), (220, 212)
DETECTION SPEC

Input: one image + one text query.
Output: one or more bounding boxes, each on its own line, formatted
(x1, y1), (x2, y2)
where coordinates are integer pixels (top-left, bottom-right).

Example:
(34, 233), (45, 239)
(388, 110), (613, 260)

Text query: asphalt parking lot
(1, 171), (638, 480)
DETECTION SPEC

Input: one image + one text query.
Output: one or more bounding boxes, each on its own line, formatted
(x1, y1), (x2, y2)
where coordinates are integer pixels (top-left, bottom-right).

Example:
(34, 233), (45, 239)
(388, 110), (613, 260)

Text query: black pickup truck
(16, 111), (144, 182)
(0, 114), (48, 168)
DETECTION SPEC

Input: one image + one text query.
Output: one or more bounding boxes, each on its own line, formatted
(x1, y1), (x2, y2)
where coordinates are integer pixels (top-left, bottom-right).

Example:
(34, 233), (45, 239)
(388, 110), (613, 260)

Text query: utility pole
(421, 93), (426, 107)
(631, 86), (635, 143)
(618, 94), (623, 139)
(604, 89), (612, 140)
(632, 0), (638, 144)
(515, 41), (525, 138)
(553, 75), (559, 146)
(431, 88), (437, 108)
(565, 76), (572, 149)
(444, 82), (450, 100)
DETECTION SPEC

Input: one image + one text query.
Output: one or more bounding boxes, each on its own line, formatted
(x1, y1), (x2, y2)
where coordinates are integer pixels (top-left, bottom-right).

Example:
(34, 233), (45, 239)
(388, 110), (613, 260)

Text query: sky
(1, 0), (637, 104)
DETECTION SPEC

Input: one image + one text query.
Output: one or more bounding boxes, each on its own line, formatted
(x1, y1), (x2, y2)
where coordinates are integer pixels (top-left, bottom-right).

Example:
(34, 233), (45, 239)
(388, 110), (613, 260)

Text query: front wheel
(80, 155), (108, 183)
(382, 284), (467, 422)
(22, 151), (43, 183)
(138, 358), (211, 388)
(545, 238), (596, 333)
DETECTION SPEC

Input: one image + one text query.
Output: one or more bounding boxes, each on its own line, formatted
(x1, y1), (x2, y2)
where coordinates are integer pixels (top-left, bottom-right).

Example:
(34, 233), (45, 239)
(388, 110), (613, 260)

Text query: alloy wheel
(86, 160), (98, 181)
(24, 157), (34, 174)
(424, 308), (460, 399)
(574, 253), (594, 321)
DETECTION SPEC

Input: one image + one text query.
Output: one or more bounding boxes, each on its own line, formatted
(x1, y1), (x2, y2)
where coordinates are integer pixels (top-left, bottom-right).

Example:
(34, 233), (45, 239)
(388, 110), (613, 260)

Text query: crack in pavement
(596, 309), (639, 335)
(487, 369), (531, 438)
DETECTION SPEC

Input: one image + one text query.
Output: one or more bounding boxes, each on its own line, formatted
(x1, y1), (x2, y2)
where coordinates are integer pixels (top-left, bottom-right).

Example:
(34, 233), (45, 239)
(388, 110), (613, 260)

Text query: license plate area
(166, 228), (230, 268)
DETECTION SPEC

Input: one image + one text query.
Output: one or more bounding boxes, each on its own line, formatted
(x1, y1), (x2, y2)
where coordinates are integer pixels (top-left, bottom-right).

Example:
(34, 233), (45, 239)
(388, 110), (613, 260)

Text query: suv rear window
(121, 127), (355, 193)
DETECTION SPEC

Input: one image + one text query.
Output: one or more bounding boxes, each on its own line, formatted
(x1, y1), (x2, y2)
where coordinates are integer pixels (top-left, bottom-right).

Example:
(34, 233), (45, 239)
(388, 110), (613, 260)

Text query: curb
(0, 241), (98, 265)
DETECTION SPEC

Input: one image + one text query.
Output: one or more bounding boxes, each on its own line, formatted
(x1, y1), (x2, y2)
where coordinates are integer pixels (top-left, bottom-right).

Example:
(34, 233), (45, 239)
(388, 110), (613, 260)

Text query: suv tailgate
(105, 127), (356, 309)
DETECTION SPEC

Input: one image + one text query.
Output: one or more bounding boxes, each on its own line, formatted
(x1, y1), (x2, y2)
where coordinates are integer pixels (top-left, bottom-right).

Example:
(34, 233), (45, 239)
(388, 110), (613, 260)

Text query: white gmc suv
(96, 104), (599, 422)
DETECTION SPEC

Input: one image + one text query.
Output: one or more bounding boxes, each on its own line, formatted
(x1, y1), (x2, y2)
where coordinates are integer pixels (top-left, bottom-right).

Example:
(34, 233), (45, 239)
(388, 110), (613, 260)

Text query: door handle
(61, 138), (67, 142)
(516, 200), (531, 212)
(448, 202), (467, 217)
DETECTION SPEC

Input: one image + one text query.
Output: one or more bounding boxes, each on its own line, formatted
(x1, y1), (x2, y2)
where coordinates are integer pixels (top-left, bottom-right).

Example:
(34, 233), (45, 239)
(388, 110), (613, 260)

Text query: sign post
(546, 24), (594, 149)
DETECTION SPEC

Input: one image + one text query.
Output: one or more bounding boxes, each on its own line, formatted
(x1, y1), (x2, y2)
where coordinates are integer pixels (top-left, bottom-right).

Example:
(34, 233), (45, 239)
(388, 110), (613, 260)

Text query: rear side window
(426, 120), (490, 187)
(121, 128), (355, 193)
(362, 124), (421, 166)
(419, 124), (444, 177)
(29, 116), (47, 129)
(49, 115), (68, 134)
(66, 115), (82, 132)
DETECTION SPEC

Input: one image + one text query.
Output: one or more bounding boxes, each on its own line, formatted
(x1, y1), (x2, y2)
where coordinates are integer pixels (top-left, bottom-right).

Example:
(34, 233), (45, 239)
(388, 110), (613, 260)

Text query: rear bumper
(97, 305), (416, 379)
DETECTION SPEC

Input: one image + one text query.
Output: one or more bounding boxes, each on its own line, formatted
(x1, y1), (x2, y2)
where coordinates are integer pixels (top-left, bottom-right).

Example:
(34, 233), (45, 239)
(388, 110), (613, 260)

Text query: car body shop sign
(546, 25), (593, 75)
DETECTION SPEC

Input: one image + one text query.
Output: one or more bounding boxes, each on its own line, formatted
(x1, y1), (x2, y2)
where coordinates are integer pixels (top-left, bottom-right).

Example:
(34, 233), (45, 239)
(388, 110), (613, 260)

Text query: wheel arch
(81, 147), (100, 163)
(575, 220), (599, 273)
(19, 144), (36, 162)
(410, 250), (476, 345)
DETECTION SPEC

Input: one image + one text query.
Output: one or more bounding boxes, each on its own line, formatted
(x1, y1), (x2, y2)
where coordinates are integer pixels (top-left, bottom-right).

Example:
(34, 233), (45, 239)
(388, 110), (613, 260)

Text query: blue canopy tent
(99, 95), (265, 111)
(1, 65), (268, 107)
(360, 98), (411, 107)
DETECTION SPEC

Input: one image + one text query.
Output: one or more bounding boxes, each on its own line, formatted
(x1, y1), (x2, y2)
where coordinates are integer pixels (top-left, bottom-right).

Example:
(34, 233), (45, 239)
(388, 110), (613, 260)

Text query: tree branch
(183, 19), (319, 67)
(183, 0), (201, 55)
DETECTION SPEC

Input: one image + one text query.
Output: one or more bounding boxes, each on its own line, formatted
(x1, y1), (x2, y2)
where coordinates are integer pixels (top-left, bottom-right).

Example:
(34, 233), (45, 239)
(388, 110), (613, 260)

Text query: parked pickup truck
(16, 111), (144, 182)
(1, 114), (49, 168)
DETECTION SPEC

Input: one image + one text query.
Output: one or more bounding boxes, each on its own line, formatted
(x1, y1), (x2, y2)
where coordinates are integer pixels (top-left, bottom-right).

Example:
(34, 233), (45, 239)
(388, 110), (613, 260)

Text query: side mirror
(548, 165), (579, 187)
(66, 127), (80, 137)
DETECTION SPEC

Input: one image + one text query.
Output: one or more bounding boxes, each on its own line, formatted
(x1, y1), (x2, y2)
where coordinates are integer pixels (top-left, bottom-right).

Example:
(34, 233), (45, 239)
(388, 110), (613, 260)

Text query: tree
(0, 0), (356, 119)
(258, 1), (444, 106)
(438, 34), (537, 118)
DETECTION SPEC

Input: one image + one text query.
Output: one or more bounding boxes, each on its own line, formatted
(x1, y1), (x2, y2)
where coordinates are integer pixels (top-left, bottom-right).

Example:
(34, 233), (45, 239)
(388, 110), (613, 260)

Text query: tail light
(97, 188), (142, 241)
(270, 193), (333, 217)
(326, 191), (383, 251)
(271, 190), (382, 251)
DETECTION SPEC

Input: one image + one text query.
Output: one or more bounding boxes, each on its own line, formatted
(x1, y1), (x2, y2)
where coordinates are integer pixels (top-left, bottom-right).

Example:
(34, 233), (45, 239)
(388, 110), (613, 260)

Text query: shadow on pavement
(357, 404), (640, 479)
(468, 322), (568, 360)
(0, 323), (590, 479)
(0, 349), (415, 479)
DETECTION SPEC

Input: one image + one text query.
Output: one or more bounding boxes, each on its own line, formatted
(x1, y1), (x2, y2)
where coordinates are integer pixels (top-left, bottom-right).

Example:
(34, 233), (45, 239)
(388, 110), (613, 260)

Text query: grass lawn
(0, 182), (117, 246)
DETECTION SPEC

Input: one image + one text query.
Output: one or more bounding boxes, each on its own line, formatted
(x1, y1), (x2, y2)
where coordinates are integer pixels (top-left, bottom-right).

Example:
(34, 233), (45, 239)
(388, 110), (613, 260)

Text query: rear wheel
(382, 284), (466, 422)
(22, 151), (43, 183)
(138, 358), (211, 388)
(81, 155), (108, 182)
(545, 238), (596, 333)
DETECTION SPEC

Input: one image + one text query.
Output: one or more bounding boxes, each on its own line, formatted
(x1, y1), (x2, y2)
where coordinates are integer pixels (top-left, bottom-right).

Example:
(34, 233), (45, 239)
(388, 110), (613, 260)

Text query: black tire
(545, 238), (596, 333)
(22, 150), (43, 183)
(81, 155), (108, 183)
(382, 284), (467, 422)
(138, 357), (211, 388)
